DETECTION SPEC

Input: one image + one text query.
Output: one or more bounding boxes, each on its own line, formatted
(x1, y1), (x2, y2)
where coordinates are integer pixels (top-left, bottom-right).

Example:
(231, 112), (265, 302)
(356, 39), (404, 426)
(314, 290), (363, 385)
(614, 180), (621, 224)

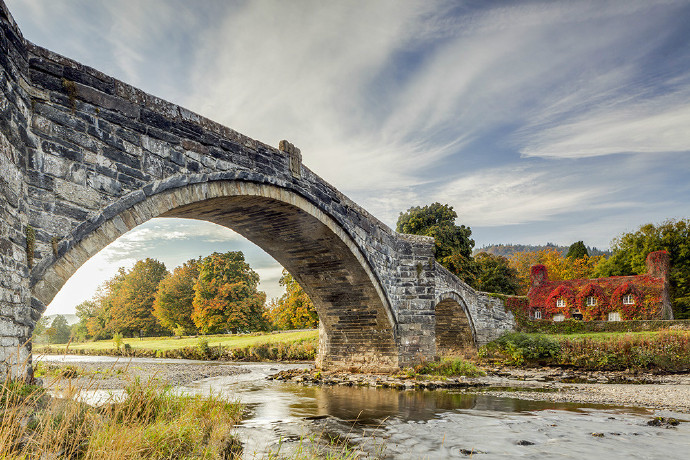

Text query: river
(39, 355), (690, 459)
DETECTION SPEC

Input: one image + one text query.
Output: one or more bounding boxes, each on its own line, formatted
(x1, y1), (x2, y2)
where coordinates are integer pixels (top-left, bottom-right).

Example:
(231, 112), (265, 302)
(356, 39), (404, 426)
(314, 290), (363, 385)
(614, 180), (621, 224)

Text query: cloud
(518, 89), (690, 159)
(433, 165), (601, 227)
(179, 0), (690, 200)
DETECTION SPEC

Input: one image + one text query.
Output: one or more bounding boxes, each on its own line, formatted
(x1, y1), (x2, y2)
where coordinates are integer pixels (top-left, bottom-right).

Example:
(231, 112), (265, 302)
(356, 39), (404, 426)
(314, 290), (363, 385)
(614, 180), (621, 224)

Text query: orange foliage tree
(266, 270), (318, 330)
(509, 249), (604, 294)
(192, 251), (268, 334)
(153, 258), (200, 335)
(109, 258), (169, 337)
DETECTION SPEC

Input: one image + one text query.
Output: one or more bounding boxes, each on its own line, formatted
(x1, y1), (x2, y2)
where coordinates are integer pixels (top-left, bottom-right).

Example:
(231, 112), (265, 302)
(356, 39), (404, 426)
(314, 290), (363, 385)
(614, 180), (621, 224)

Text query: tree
(509, 249), (604, 295)
(153, 258), (200, 335)
(109, 258), (169, 337)
(266, 270), (318, 330)
(595, 219), (690, 318)
(192, 251), (268, 334)
(74, 298), (114, 340)
(566, 241), (589, 260)
(46, 315), (71, 344)
(396, 203), (477, 284)
(474, 253), (520, 295)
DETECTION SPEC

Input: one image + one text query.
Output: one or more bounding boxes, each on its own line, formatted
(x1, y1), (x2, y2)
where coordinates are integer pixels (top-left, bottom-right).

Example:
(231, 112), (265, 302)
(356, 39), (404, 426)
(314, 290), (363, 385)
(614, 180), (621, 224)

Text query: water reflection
(37, 357), (690, 459)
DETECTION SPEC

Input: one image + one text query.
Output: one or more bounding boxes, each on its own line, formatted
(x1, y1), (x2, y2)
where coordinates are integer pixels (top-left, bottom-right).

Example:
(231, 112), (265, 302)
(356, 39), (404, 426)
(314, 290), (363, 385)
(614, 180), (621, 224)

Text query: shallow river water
(40, 356), (690, 459)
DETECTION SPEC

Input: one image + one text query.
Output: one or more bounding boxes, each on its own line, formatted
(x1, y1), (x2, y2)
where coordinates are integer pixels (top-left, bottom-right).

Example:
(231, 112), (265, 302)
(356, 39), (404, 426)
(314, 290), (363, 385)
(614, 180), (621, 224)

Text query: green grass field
(34, 329), (318, 352)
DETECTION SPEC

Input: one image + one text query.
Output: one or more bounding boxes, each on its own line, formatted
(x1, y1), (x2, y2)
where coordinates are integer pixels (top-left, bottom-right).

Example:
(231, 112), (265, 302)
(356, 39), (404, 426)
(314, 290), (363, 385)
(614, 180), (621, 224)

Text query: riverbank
(270, 365), (690, 414)
(36, 359), (251, 390)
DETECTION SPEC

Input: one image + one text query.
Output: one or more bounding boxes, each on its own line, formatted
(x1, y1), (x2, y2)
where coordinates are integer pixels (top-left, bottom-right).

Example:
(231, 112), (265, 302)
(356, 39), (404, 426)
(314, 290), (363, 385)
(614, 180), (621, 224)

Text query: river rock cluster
(268, 368), (490, 390)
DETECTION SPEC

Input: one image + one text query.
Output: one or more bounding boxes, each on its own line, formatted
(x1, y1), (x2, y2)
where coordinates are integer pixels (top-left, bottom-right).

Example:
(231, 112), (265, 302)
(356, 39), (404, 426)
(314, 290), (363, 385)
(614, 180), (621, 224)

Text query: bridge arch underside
(32, 181), (399, 372)
(434, 293), (476, 354)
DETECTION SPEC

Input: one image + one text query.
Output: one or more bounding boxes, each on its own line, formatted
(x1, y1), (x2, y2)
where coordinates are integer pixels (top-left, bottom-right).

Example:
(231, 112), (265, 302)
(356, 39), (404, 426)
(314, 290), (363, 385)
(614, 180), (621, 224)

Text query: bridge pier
(0, 0), (514, 378)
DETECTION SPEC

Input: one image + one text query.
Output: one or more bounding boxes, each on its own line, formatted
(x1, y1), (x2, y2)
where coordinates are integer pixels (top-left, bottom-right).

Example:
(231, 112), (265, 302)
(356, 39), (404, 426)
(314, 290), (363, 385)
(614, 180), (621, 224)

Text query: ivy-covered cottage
(527, 251), (673, 321)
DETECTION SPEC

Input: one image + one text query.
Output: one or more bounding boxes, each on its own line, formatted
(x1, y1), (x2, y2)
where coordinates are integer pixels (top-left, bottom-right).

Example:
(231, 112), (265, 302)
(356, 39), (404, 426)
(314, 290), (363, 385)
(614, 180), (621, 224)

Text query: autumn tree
(84, 268), (129, 339)
(474, 253), (520, 295)
(192, 251), (268, 334)
(509, 248), (603, 295)
(109, 258), (169, 337)
(595, 219), (690, 318)
(153, 258), (200, 335)
(397, 203), (477, 285)
(266, 270), (318, 330)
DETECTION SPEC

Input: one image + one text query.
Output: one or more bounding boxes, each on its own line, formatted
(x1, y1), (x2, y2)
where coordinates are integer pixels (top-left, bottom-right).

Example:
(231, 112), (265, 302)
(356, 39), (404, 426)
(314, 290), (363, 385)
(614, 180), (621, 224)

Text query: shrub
(196, 337), (210, 359)
(113, 333), (123, 350)
(414, 358), (485, 377)
(481, 332), (560, 365)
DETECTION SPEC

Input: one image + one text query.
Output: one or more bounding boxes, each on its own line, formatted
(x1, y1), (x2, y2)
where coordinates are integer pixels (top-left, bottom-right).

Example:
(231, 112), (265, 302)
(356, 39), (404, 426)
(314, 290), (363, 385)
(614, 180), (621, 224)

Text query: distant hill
(474, 243), (611, 258)
(42, 313), (79, 326)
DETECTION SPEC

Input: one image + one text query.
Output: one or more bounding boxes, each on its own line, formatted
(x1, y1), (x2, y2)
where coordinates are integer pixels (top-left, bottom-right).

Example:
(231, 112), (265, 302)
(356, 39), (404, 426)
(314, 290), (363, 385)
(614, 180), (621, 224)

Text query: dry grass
(0, 371), (243, 459)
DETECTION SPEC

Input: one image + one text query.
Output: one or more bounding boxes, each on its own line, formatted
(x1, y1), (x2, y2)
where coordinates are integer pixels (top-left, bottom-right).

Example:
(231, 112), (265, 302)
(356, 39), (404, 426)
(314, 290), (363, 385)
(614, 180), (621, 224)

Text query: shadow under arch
(30, 178), (399, 371)
(434, 291), (477, 353)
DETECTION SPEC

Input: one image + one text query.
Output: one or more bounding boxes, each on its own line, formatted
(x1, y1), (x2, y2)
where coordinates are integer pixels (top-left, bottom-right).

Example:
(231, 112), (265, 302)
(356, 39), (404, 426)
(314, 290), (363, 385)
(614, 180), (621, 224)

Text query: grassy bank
(35, 330), (318, 362)
(480, 330), (690, 372)
(0, 376), (361, 459)
(0, 378), (243, 459)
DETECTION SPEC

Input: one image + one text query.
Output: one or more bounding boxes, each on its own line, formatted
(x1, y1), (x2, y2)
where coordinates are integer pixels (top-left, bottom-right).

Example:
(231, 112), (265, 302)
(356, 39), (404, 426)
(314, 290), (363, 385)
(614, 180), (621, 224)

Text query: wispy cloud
(518, 88), (690, 159)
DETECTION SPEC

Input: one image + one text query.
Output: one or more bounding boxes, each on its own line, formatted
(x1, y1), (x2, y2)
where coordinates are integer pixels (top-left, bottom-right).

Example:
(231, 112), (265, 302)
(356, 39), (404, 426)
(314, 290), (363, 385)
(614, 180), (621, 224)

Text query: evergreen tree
(566, 241), (589, 260)
(46, 315), (71, 344)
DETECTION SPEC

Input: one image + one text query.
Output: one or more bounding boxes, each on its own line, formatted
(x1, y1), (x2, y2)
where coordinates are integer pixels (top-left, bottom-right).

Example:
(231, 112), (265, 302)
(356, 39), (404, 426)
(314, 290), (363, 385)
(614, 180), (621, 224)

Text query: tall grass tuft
(0, 373), (243, 459)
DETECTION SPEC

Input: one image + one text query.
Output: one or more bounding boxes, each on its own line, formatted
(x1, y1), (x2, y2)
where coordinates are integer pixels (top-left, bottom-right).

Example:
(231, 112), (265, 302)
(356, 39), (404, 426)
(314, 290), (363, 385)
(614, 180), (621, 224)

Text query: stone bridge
(0, 2), (514, 378)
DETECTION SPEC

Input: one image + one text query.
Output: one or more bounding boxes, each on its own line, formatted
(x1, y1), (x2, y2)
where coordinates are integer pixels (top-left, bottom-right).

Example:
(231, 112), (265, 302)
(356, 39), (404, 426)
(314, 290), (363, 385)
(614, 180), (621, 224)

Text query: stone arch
(434, 291), (476, 353)
(30, 176), (399, 371)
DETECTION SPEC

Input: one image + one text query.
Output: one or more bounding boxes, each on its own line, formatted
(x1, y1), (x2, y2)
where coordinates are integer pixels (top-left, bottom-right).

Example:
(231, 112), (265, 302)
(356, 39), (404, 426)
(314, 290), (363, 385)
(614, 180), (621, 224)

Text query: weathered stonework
(0, 1), (514, 377)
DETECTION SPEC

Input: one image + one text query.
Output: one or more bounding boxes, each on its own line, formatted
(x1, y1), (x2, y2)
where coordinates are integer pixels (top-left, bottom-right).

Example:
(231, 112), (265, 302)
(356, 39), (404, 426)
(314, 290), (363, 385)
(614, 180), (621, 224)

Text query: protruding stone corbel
(279, 140), (302, 179)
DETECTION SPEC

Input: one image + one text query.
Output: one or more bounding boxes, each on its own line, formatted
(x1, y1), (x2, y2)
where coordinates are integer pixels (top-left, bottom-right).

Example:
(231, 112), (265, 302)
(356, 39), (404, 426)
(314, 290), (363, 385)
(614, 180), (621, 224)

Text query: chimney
(646, 250), (670, 279)
(530, 264), (548, 287)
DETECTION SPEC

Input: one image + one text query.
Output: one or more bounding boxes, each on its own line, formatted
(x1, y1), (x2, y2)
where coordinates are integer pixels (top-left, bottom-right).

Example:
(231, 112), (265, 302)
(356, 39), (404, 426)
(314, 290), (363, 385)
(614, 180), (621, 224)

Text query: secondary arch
(434, 291), (476, 354)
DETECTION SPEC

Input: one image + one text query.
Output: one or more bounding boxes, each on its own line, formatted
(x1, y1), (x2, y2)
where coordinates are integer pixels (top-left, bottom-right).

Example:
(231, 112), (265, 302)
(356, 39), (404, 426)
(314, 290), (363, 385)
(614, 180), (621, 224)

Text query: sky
(4, 0), (689, 315)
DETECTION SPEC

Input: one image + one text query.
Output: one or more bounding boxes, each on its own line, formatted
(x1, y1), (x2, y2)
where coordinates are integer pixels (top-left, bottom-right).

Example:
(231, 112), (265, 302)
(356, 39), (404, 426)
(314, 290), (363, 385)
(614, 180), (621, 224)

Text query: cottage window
(586, 296), (597, 306)
(622, 294), (635, 305)
(534, 310), (542, 320)
(555, 298), (566, 308)
(553, 314), (565, 322)
(608, 312), (621, 322)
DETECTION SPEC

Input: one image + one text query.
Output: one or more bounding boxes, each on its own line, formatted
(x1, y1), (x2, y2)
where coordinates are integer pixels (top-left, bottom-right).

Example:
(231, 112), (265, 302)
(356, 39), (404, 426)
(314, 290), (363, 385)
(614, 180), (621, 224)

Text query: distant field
(34, 329), (318, 352)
